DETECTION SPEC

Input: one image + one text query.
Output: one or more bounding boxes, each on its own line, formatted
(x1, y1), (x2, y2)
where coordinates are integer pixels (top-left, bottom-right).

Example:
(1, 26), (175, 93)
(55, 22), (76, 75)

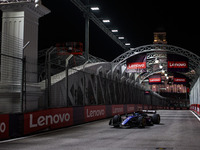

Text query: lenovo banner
(126, 54), (147, 73)
(24, 108), (73, 135)
(136, 104), (143, 111)
(127, 104), (135, 113)
(174, 77), (186, 84)
(0, 114), (9, 140)
(167, 54), (188, 72)
(112, 105), (124, 116)
(149, 74), (161, 84)
(84, 105), (106, 122)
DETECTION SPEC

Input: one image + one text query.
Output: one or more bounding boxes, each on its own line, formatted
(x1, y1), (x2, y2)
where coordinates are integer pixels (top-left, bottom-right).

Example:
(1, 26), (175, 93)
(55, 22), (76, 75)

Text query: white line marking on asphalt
(190, 111), (200, 122)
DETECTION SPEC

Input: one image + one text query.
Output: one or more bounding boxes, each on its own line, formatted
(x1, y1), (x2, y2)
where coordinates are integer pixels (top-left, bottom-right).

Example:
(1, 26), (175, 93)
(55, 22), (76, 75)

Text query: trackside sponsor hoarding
(167, 54), (188, 72)
(24, 108), (73, 135)
(143, 105), (148, 110)
(173, 77), (186, 84)
(149, 74), (161, 84)
(112, 105), (124, 116)
(136, 104), (143, 111)
(126, 54), (147, 73)
(190, 104), (200, 115)
(84, 105), (106, 122)
(127, 104), (135, 113)
(0, 114), (9, 140)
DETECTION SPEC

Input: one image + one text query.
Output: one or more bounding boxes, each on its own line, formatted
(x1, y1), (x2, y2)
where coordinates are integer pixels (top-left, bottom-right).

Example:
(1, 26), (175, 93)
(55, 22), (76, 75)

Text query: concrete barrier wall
(0, 104), (188, 140)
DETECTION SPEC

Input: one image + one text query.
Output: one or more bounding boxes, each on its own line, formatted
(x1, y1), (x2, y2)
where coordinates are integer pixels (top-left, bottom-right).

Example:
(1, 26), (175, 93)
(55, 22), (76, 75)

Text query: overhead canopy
(111, 44), (200, 86)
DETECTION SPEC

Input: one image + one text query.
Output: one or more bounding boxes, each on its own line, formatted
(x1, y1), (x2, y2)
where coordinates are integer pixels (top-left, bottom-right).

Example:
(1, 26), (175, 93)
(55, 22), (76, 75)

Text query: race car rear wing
(142, 110), (157, 114)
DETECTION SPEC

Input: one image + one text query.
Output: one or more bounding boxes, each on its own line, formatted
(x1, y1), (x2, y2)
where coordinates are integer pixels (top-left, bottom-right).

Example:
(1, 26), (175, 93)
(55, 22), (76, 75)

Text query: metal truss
(70, 0), (127, 50)
(112, 44), (200, 74)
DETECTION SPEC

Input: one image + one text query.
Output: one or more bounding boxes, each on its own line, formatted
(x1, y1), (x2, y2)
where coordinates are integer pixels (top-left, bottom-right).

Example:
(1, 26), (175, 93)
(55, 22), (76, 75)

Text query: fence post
(21, 57), (26, 113)
(65, 54), (73, 107)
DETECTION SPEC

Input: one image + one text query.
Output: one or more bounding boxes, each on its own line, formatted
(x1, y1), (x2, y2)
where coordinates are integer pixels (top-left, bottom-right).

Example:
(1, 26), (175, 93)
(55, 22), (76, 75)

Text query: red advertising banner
(24, 108), (73, 135)
(136, 104), (143, 111)
(112, 105), (124, 116)
(126, 54), (147, 73)
(149, 78), (161, 83)
(168, 61), (188, 68)
(127, 62), (146, 70)
(143, 105), (149, 110)
(149, 74), (161, 84)
(0, 114), (9, 140)
(127, 104), (135, 113)
(197, 104), (200, 115)
(174, 78), (186, 84)
(149, 105), (153, 110)
(84, 105), (106, 122)
(167, 54), (188, 72)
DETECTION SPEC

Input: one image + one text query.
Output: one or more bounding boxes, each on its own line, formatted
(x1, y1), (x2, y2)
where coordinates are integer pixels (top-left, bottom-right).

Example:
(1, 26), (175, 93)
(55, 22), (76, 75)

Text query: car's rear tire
(152, 114), (160, 124)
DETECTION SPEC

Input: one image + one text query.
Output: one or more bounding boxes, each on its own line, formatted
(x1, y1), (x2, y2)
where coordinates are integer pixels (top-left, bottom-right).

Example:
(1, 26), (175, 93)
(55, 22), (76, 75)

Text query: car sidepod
(121, 116), (134, 127)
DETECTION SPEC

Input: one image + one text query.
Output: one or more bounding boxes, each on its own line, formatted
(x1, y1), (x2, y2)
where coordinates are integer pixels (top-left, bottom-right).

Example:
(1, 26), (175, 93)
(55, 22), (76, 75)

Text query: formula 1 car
(109, 110), (160, 128)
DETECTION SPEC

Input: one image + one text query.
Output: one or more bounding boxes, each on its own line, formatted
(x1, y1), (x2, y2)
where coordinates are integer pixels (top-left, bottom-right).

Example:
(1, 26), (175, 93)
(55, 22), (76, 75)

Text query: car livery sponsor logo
(0, 114), (9, 140)
(84, 106), (106, 122)
(127, 62), (146, 69)
(112, 105), (124, 116)
(168, 61), (188, 68)
(24, 108), (73, 135)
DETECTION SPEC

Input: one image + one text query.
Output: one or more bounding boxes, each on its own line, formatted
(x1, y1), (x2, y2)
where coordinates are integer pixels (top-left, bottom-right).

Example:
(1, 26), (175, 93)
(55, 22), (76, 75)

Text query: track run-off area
(0, 110), (200, 150)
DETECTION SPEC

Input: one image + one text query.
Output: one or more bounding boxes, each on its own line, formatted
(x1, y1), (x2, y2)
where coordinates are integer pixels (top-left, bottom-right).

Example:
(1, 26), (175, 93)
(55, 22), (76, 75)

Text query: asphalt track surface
(1, 110), (200, 150)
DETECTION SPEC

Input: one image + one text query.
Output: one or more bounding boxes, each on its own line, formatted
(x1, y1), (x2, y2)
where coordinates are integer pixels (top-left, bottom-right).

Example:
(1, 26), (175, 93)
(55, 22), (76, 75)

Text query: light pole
(85, 0), (89, 61)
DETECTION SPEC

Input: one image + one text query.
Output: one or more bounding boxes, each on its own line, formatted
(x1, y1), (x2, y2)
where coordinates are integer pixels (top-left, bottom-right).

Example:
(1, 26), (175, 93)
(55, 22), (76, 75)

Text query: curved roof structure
(111, 44), (200, 85)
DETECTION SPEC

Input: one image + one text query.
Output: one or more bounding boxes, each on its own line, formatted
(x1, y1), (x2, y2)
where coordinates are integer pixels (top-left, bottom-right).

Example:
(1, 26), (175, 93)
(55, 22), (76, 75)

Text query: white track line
(190, 111), (200, 122)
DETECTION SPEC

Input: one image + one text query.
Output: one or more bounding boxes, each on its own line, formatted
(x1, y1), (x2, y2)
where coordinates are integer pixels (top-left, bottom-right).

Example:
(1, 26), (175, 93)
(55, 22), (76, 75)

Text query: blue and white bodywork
(121, 116), (134, 126)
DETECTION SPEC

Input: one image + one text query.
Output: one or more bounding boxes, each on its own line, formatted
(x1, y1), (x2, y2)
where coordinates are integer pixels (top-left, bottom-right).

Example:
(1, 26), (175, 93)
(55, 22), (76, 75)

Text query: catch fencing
(41, 63), (168, 109)
(0, 33), (26, 114)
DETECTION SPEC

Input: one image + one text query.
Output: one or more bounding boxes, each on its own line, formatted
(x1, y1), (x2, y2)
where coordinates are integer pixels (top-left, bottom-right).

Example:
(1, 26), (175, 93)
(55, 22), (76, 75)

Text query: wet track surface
(1, 110), (200, 150)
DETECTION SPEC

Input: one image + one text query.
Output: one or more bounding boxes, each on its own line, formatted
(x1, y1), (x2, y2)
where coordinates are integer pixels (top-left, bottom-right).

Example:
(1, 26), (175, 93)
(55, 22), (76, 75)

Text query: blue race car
(109, 110), (160, 128)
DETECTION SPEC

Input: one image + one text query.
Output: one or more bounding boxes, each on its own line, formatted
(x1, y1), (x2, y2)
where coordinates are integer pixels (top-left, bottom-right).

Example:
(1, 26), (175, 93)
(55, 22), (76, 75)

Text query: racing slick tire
(138, 116), (146, 128)
(152, 114), (160, 124)
(112, 115), (121, 127)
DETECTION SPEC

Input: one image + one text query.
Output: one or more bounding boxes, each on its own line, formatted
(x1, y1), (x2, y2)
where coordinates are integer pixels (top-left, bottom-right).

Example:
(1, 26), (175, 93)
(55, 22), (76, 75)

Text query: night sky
(38, 0), (199, 61)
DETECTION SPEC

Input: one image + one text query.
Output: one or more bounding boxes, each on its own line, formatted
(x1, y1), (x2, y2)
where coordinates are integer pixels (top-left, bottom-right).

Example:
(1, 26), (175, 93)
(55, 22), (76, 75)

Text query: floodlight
(118, 37), (124, 39)
(102, 20), (110, 23)
(125, 43), (130, 46)
(91, 7), (100, 11)
(111, 30), (118, 32)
